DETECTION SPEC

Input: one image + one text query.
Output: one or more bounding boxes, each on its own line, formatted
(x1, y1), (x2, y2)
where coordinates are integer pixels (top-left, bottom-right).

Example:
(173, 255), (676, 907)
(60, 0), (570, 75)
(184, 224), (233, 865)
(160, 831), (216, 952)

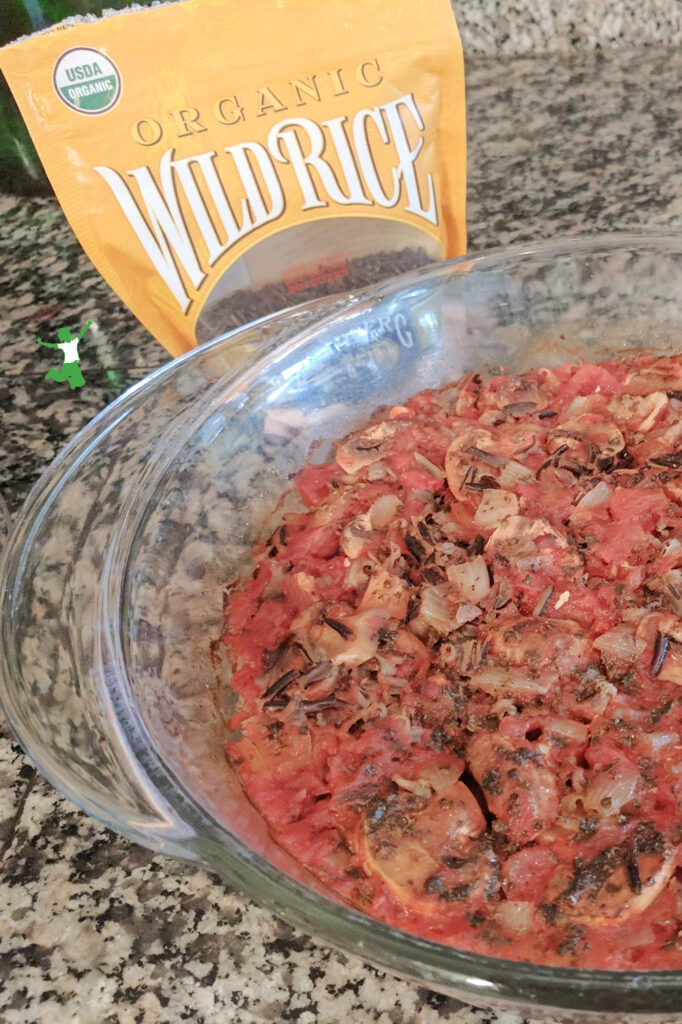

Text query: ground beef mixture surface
(219, 352), (682, 969)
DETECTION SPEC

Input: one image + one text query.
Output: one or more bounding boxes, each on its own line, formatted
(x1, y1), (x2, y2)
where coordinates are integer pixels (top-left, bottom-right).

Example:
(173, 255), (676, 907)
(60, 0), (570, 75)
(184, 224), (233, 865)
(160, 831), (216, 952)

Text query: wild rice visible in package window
(1, 0), (466, 356)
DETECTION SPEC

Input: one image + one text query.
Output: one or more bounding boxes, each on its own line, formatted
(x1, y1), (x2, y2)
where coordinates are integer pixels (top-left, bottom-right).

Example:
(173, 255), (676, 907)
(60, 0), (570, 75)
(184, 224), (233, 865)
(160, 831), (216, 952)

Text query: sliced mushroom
(336, 421), (400, 474)
(548, 414), (625, 467)
(547, 834), (676, 927)
(487, 515), (583, 572)
(483, 615), (593, 676)
(608, 392), (668, 434)
(445, 429), (533, 498)
(360, 777), (489, 914)
(467, 731), (559, 844)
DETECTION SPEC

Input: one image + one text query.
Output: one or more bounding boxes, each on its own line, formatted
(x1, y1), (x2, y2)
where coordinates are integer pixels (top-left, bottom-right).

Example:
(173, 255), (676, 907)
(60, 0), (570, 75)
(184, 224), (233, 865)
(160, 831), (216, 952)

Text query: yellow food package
(1, 0), (466, 357)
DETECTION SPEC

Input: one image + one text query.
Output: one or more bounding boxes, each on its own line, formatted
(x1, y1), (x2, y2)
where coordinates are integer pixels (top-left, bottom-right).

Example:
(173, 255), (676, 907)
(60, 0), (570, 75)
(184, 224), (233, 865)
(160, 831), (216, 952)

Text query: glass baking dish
(2, 234), (682, 1021)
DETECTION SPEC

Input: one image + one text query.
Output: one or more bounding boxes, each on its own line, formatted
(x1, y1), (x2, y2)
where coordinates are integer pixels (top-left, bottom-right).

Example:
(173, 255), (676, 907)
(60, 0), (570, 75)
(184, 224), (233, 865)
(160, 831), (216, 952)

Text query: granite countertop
(453, 0), (682, 53)
(1, 46), (682, 1024)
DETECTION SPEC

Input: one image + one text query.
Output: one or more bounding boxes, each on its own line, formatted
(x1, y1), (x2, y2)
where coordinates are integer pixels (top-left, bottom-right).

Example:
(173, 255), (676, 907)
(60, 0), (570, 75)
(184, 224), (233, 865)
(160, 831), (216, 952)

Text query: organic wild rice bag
(1, 0), (466, 357)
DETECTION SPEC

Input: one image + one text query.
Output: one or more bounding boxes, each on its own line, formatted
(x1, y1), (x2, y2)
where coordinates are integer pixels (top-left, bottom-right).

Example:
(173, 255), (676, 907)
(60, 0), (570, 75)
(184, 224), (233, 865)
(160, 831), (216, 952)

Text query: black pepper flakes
(481, 769), (503, 796)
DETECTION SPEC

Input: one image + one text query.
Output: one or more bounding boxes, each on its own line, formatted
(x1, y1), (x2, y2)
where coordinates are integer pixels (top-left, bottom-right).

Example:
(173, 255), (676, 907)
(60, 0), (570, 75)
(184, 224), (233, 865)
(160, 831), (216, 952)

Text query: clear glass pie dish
(2, 234), (682, 1022)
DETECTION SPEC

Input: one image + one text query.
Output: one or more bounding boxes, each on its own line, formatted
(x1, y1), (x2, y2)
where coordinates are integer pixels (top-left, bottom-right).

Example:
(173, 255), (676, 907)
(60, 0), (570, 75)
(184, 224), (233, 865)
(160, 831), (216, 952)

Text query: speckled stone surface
(454, 0), (682, 54)
(0, 47), (681, 1024)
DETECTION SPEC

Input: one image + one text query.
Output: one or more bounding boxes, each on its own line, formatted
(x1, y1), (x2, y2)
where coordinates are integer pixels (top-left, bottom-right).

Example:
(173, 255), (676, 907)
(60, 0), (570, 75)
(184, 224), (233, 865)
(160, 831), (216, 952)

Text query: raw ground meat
(218, 351), (682, 969)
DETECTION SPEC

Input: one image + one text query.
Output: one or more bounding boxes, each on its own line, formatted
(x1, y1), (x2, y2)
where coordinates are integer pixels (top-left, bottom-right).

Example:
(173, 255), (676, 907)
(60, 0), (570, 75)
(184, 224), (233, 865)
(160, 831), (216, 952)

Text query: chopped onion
(414, 451), (445, 479)
(469, 666), (553, 697)
(498, 460), (535, 488)
(495, 901), (534, 937)
(647, 418), (682, 454)
(417, 586), (452, 635)
(412, 489), (438, 504)
(311, 488), (354, 526)
(408, 723), (426, 744)
(662, 537), (682, 559)
(490, 697), (518, 719)
(446, 555), (491, 603)
(474, 489), (519, 530)
(360, 566), (410, 619)
(593, 626), (645, 663)
(376, 654), (399, 677)
(340, 517), (374, 559)
(621, 605), (648, 625)
(454, 602), (482, 627)
(576, 670), (617, 717)
(583, 762), (639, 816)
(392, 775), (433, 798)
(626, 368), (682, 394)
(554, 466), (578, 486)
(610, 696), (650, 724)
(645, 731), (680, 752)
(639, 391), (669, 432)
(420, 765), (463, 793)
(369, 494), (402, 529)
(342, 702), (385, 733)
(575, 480), (613, 509)
(565, 395), (593, 417)
(345, 557), (373, 589)
(543, 715), (588, 742)
(366, 460), (391, 481)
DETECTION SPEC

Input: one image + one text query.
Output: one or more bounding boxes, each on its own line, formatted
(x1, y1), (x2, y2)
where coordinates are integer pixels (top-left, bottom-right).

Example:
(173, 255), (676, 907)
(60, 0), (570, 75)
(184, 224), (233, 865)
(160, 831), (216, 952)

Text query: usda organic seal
(53, 47), (121, 114)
